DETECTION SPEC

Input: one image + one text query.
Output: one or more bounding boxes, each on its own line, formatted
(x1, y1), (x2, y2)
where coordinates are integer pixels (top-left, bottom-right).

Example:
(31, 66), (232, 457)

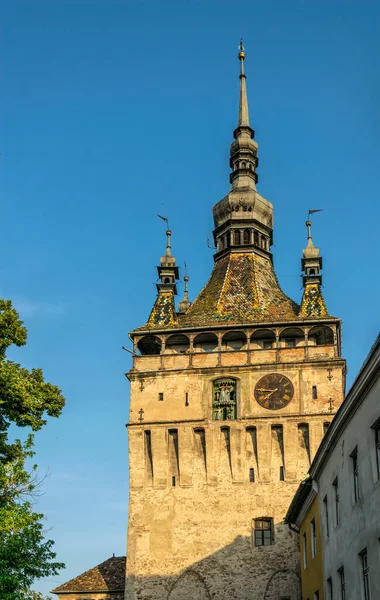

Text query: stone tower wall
(125, 325), (345, 600)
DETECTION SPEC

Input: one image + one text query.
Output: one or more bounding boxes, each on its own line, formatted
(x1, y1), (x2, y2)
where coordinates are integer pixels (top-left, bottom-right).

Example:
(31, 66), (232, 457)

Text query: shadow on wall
(125, 529), (301, 600)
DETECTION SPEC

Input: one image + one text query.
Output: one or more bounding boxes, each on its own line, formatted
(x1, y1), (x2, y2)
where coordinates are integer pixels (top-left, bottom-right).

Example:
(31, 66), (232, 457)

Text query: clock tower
(125, 43), (345, 600)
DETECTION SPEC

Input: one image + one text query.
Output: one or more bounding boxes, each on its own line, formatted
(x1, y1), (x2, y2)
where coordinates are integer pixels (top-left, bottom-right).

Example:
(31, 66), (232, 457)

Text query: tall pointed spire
(238, 39), (249, 127)
(229, 41), (259, 190)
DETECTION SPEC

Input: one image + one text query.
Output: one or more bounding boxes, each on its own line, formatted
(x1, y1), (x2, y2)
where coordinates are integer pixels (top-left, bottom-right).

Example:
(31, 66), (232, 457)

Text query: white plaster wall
(317, 373), (380, 599)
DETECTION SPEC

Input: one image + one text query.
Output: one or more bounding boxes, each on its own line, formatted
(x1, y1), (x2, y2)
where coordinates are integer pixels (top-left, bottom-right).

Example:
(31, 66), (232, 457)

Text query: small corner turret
(157, 228), (179, 293)
(299, 215), (328, 318)
(146, 227), (180, 328)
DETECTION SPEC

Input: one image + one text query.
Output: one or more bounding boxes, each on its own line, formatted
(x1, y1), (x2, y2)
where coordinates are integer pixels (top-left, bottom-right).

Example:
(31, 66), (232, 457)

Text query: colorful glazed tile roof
(299, 282), (328, 318)
(52, 556), (126, 593)
(147, 290), (177, 327)
(178, 252), (300, 326)
(138, 251), (331, 332)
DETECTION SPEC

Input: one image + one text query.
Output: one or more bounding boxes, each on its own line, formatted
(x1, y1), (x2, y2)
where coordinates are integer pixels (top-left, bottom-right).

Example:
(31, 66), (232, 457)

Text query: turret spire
(145, 227), (179, 328)
(238, 39), (250, 127)
(178, 263), (191, 314)
(300, 217), (328, 318)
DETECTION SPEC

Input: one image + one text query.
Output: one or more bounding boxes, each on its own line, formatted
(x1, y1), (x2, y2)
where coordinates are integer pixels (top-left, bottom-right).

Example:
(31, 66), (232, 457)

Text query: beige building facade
(309, 334), (380, 599)
(125, 44), (346, 600)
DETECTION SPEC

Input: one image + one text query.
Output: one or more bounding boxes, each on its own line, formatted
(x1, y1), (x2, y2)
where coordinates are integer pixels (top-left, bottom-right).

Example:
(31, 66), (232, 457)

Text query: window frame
(311, 518), (317, 558)
(350, 446), (360, 502)
(371, 418), (380, 480)
(359, 548), (370, 600)
(327, 576), (333, 600)
(253, 517), (274, 547)
(323, 495), (329, 537)
(338, 567), (345, 600)
(333, 477), (340, 527)
(303, 532), (307, 568)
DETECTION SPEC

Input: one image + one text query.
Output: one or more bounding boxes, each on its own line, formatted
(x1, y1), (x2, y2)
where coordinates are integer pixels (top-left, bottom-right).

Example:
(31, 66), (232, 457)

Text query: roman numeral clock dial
(254, 373), (294, 410)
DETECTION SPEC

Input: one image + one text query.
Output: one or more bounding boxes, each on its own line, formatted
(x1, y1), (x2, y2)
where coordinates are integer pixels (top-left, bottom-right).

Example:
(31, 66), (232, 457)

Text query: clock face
(254, 373), (294, 410)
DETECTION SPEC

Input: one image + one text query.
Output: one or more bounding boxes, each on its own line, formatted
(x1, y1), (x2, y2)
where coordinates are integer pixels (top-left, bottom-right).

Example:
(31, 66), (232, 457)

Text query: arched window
(193, 333), (218, 353)
(137, 335), (162, 356)
(279, 327), (305, 348)
(309, 268), (316, 275)
(308, 326), (334, 346)
(241, 161), (246, 169)
(212, 378), (237, 421)
(243, 229), (250, 245)
(251, 329), (276, 350)
(249, 163), (253, 170)
(222, 331), (246, 351)
(254, 231), (259, 246)
(234, 230), (241, 245)
(164, 277), (170, 284)
(165, 334), (190, 354)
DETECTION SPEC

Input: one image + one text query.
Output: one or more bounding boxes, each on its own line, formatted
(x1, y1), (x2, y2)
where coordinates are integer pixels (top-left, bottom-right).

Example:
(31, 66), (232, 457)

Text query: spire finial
(178, 261), (191, 314)
(237, 39), (249, 127)
(165, 229), (172, 257)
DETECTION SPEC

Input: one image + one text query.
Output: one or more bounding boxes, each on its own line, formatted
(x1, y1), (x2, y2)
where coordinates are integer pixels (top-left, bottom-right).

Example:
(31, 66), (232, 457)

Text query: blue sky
(1, 0), (379, 595)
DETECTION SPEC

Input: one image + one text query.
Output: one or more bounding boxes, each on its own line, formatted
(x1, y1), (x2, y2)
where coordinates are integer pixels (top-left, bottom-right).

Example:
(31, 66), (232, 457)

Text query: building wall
(317, 370), (380, 599)
(299, 496), (324, 600)
(126, 331), (345, 600)
(56, 593), (124, 600)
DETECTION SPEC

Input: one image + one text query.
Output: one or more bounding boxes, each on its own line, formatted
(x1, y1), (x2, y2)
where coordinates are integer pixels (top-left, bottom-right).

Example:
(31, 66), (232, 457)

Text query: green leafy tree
(0, 299), (66, 598)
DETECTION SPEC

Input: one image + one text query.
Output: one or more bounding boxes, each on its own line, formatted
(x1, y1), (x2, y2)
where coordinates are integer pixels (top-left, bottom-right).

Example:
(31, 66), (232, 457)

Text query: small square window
(158, 392), (164, 401)
(253, 518), (273, 547)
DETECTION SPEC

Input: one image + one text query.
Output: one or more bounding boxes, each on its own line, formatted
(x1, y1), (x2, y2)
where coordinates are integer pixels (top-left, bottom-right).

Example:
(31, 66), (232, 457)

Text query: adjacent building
(52, 556), (126, 600)
(124, 44), (346, 600)
(285, 479), (324, 600)
(286, 333), (380, 600)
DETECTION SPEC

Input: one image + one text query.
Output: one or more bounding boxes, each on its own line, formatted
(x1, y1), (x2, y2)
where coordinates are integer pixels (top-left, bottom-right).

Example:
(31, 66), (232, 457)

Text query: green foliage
(0, 299), (66, 597)
(0, 438), (65, 599)
(0, 300), (65, 461)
